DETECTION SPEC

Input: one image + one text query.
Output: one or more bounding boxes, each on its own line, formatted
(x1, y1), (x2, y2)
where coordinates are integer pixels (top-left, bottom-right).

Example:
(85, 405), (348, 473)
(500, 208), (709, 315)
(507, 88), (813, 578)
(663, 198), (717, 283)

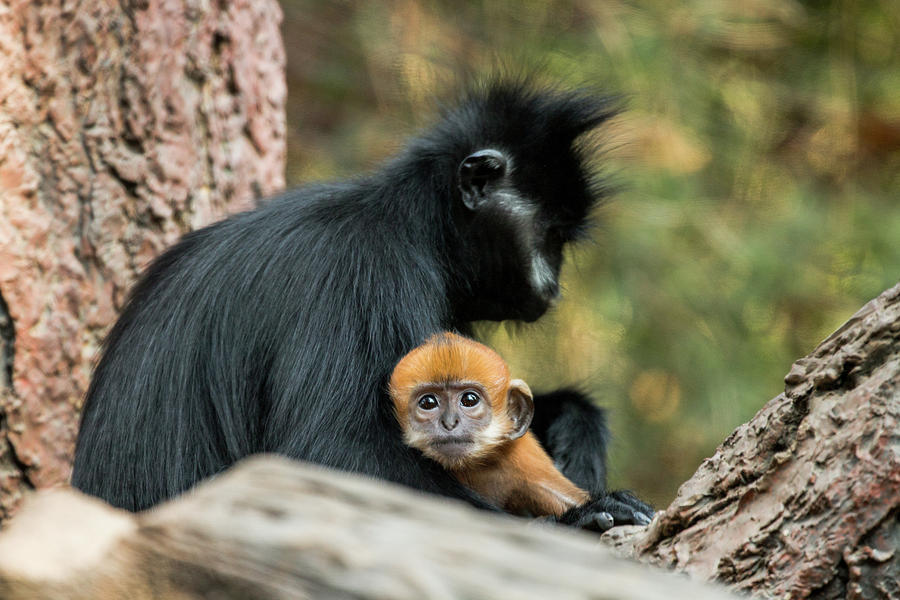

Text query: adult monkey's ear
(458, 149), (508, 210)
(505, 378), (534, 440)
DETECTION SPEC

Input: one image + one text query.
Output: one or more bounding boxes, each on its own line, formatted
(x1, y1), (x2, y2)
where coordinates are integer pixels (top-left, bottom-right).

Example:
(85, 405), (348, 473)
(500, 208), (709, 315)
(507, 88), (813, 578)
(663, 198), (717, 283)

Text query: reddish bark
(0, 0), (286, 519)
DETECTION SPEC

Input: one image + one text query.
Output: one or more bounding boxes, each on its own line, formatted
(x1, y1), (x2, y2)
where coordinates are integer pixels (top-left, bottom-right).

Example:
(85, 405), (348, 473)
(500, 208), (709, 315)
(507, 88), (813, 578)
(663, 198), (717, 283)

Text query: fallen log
(0, 455), (735, 599)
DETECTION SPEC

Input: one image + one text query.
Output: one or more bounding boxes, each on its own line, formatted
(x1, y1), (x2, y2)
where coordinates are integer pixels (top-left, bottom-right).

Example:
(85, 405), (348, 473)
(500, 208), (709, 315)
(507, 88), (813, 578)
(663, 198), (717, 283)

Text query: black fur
(529, 388), (610, 496)
(531, 389), (653, 528)
(72, 79), (648, 525)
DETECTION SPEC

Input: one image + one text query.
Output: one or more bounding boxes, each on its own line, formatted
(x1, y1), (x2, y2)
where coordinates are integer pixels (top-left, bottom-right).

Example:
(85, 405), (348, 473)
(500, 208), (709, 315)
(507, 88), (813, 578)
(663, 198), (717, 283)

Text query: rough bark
(0, 455), (738, 600)
(609, 283), (900, 599)
(0, 0), (286, 519)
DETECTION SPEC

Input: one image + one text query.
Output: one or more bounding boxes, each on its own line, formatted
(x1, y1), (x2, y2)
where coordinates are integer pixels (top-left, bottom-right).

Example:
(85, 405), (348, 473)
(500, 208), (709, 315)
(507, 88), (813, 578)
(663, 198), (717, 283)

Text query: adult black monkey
(72, 79), (652, 528)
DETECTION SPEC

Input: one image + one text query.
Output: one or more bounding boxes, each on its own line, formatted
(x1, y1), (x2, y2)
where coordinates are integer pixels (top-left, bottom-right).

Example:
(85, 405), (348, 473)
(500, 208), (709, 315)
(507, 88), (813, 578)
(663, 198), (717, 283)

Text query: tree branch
(610, 283), (900, 598)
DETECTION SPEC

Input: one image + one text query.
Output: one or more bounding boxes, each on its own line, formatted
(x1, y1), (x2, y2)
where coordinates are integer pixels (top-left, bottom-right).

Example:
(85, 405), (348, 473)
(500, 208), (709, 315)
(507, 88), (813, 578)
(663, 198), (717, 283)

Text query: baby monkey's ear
(505, 379), (534, 440)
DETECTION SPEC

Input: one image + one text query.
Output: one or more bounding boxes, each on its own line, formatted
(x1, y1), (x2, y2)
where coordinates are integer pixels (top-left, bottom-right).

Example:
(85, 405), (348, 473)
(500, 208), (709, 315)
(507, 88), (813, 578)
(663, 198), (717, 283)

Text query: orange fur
(389, 332), (590, 517)
(390, 332), (510, 426)
(458, 432), (590, 516)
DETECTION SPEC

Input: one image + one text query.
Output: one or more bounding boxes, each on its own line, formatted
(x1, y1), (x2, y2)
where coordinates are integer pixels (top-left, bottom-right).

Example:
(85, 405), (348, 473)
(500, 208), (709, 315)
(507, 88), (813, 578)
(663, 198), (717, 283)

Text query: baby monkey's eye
(460, 391), (481, 408)
(417, 395), (439, 410)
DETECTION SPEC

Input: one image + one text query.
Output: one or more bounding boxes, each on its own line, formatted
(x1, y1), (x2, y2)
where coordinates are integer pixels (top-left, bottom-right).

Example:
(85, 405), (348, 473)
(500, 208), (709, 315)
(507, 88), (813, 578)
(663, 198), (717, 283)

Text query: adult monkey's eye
(418, 395), (439, 410)
(460, 391), (480, 407)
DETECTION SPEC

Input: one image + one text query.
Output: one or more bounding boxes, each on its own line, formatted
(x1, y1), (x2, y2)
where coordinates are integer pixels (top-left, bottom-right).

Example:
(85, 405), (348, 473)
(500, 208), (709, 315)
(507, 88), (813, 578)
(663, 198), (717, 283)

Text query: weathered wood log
(610, 283), (900, 599)
(0, 455), (736, 600)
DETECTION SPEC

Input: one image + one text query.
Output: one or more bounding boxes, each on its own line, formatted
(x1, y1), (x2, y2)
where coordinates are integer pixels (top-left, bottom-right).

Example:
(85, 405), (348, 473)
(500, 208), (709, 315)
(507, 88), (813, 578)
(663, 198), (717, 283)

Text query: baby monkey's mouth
(432, 436), (476, 459)
(433, 436), (474, 445)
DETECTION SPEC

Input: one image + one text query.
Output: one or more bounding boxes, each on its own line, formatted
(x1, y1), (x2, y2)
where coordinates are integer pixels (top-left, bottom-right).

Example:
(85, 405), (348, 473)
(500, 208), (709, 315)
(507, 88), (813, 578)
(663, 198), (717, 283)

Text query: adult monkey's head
(430, 81), (617, 323)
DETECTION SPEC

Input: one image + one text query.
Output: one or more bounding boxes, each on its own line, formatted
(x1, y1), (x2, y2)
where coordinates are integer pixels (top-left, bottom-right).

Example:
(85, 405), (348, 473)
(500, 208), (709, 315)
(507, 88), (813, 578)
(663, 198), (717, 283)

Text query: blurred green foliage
(279, 0), (900, 506)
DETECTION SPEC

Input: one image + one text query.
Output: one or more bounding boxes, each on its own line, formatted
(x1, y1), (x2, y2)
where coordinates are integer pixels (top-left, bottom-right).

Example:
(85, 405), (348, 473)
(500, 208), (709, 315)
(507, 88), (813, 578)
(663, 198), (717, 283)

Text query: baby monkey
(389, 332), (590, 516)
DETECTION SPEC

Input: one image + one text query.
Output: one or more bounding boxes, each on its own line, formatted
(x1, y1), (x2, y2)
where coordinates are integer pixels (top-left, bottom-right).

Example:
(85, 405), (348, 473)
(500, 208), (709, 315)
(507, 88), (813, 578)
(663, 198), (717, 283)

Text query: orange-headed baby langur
(389, 332), (590, 517)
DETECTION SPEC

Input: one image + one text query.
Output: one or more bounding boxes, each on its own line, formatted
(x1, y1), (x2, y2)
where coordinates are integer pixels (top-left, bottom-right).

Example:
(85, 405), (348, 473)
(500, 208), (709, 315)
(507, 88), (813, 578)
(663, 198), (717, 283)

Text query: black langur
(72, 79), (651, 527)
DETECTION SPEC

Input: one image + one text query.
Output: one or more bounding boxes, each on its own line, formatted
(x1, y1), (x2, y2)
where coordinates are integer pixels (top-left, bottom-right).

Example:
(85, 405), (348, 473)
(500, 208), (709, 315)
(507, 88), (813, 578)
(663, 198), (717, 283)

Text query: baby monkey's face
(403, 381), (500, 469)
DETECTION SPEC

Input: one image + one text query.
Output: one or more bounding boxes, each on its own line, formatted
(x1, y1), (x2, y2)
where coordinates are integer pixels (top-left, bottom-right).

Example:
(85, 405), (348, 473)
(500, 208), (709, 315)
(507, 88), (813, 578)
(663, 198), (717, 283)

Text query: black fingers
(555, 490), (654, 533)
(608, 489), (653, 524)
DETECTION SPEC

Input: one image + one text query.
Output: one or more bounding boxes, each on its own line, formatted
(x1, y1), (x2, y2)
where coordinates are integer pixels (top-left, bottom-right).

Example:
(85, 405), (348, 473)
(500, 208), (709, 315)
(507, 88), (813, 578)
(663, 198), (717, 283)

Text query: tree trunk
(607, 282), (900, 599)
(0, 0), (286, 519)
(0, 455), (739, 600)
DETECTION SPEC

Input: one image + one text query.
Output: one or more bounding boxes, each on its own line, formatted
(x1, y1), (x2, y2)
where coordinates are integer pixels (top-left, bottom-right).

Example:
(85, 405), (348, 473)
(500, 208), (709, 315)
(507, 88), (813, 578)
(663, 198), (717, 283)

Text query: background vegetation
(278, 0), (900, 506)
